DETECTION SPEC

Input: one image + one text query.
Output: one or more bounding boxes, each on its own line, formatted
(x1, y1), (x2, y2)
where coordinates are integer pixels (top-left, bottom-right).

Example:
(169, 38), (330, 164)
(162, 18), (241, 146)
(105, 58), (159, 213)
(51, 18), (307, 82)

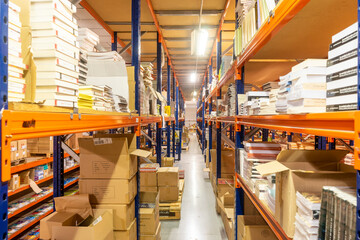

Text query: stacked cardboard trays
(157, 167), (179, 203)
(79, 134), (150, 240)
(30, 0), (79, 107)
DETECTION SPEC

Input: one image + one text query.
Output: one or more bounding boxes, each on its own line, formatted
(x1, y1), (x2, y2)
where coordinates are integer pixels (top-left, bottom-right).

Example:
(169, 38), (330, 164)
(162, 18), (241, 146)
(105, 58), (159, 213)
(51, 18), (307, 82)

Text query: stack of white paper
(31, 0), (79, 108)
(327, 23), (358, 112)
(287, 59), (327, 114)
(225, 84), (236, 116)
(244, 91), (269, 115)
(276, 74), (291, 114)
(141, 63), (154, 87)
(86, 51), (129, 112)
(78, 85), (113, 111)
(77, 28), (99, 85)
(8, 2), (26, 102)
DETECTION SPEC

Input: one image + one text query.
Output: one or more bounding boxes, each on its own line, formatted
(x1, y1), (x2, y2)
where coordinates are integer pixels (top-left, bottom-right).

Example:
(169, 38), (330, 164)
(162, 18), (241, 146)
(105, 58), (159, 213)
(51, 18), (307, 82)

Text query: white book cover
(326, 94), (357, 105)
(36, 65), (79, 79)
(9, 56), (26, 69)
(9, 21), (21, 33)
(30, 0), (76, 13)
(35, 92), (77, 101)
(9, 76), (25, 85)
(287, 90), (326, 101)
(36, 72), (78, 84)
(8, 39), (21, 51)
(8, 66), (23, 76)
(9, 49), (21, 58)
(36, 99), (77, 108)
(34, 58), (78, 72)
(30, 8), (77, 31)
(32, 36), (79, 50)
(36, 79), (78, 90)
(8, 85), (25, 94)
(328, 39), (356, 59)
(33, 51), (79, 66)
(9, 81), (25, 89)
(291, 59), (327, 72)
(32, 18), (78, 37)
(332, 22), (357, 42)
(8, 28), (20, 42)
(287, 98), (326, 107)
(9, 2), (21, 12)
(31, 0), (74, 22)
(287, 106), (326, 114)
(36, 86), (77, 95)
(327, 76), (357, 90)
(327, 57), (357, 75)
(8, 92), (25, 99)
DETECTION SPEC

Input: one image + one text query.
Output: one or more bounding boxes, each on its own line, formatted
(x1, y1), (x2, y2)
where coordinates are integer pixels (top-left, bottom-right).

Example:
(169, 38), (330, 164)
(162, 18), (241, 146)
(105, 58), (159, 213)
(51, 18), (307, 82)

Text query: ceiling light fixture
(193, 91), (197, 96)
(190, 73), (197, 82)
(191, 29), (209, 56)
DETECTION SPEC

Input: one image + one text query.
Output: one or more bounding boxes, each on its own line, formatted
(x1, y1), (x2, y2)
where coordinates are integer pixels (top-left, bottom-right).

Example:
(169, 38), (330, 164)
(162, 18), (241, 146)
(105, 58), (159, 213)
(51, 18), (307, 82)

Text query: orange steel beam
(237, 0), (310, 69)
(145, 0), (185, 101)
(79, 0), (132, 55)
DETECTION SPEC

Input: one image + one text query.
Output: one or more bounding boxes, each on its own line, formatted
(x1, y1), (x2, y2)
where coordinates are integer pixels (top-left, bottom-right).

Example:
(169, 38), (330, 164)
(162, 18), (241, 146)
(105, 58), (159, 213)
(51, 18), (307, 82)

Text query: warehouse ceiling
(76, 0), (235, 100)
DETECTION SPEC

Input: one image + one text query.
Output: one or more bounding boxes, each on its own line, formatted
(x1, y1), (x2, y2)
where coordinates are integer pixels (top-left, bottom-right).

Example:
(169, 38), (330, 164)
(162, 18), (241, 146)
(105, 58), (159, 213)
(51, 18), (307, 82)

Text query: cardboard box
(140, 222), (161, 240)
(210, 149), (235, 177)
(157, 167), (179, 186)
(51, 209), (114, 240)
(80, 176), (137, 204)
(256, 150), (356, 237)
(65, 133), (83, 150)
(17, 140), (27, 150)
(161, 157), (174, 167)
(237, 215), (277, 240)
(140, 172), (157, 187)
(19, 169), (34, 185)
(114, 218), (137, 240)
(94, 200), (135, 230)
(10, 141), (17, 152)
(139, 192), (159, 235)
(221, 207), (234, 240)
(40, 212), (83, 240)
(140, 186), (158, 192)
(79, 136), (140, 179)
(9, 174), (20, 190)
(27, 137), (53, 154)
(158, 186), (179, 202)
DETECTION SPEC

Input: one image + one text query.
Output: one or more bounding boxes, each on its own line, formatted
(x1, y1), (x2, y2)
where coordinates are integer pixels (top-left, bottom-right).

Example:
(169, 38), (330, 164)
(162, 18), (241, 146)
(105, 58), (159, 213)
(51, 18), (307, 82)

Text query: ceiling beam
(154, 10), (223, 16)
(161, 25), (218, 30)
(105, 21), (154, 25)
(115, 30), (158, 33)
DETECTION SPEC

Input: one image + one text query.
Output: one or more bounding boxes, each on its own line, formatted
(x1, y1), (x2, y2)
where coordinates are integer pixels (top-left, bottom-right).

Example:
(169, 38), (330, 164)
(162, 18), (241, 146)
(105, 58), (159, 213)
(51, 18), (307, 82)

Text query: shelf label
(93, 138), (112, 145)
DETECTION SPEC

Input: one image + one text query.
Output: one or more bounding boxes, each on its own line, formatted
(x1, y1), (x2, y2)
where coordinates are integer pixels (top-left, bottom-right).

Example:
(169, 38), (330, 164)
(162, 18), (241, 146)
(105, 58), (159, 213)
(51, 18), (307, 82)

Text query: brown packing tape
(54, 194), (93, 220)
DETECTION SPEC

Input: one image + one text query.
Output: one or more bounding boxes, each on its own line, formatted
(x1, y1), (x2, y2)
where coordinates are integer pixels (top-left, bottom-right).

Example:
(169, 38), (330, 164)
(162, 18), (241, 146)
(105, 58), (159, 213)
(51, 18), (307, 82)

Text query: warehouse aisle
(161, 133), (227, 240)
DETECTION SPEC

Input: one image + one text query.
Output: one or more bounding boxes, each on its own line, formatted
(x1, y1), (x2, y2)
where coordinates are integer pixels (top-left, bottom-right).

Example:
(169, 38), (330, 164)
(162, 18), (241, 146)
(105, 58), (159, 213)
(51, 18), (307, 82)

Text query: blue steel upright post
(175, 84), (179, 160)
(53, 136), (64, 199)
(216, 30), (222, 182)
(131, 0), (141, 238)
(0, 1), (8, 236)
(156, 33), (162, 165)
(202, 86), (205, 155)
(167, 60), (171, 157)
(234, 65), (245, 240)
(172, 72), (176, 158)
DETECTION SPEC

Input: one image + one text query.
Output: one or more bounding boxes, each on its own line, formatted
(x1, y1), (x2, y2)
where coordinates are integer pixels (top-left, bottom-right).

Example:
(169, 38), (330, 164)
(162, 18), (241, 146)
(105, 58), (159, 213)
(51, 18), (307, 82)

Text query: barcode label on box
(93, 138), (112, 145)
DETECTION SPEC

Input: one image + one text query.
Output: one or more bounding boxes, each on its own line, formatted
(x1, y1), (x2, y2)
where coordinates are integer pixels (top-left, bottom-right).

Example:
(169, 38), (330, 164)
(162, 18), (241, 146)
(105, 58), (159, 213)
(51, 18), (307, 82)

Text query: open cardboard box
(79, 134), (151, 179)
(237, 215), (277, 240)
(40, 194), (114, 240)
(256, 150), (356, 238)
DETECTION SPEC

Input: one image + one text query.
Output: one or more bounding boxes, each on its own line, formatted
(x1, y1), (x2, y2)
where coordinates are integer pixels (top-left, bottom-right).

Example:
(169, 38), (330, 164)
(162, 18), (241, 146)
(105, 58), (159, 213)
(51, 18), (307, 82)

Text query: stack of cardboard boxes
(79, 134), (144, 239)
(140, 163), (159, 192)
(139, 192), (161, 240)
(10, 139), (28, 163)
(158, 167), (179, 203)
(27, 137), (53, 156)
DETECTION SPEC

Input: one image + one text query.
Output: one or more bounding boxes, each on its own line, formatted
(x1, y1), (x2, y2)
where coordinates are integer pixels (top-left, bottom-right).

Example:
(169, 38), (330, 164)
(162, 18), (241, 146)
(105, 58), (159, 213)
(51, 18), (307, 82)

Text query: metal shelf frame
(195, 0), (360, 239)
(0, 1), (184, 239)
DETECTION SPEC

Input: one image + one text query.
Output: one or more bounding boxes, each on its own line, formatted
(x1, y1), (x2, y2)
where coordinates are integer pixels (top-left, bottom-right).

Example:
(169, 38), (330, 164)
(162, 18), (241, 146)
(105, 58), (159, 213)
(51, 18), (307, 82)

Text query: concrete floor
(161, 133), (228, 240)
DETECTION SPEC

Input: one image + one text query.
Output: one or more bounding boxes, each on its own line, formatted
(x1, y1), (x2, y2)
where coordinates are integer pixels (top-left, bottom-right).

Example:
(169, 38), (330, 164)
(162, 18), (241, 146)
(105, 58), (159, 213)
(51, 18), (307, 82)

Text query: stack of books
(318, 187), (356, 240)
(294, 192), (321, 240)
(237, 94), (246, 115)
(262, 81), (279, 91)
(276, 73), (291, 114)
(287, 59), (327, 114)
(31, 0), (79, 108)
(326, 23), (358, 112)
(8, 2), (26, 102)
(86, 51), (129, 112)
(225, 84), (236, 116)
(78, 85), (113, 111)
(141, 63), (154, 87)
(240, 141), (281, 192)
(77, 28), (99, 85)
(244, 91), (269, 115)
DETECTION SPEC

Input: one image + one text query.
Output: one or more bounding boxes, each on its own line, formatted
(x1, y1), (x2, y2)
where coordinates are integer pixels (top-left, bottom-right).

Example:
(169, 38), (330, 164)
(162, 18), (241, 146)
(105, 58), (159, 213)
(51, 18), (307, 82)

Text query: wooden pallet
(159, 179), (185, 220)
(182, 145), (189, 151)
(29, 152), (52, 158)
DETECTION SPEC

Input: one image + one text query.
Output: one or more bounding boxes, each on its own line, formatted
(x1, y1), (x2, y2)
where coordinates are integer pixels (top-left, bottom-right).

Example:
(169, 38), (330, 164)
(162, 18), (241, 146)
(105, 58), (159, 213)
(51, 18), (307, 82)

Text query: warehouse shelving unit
(196, 0), (360, 239)
(0, 0), (185, 239)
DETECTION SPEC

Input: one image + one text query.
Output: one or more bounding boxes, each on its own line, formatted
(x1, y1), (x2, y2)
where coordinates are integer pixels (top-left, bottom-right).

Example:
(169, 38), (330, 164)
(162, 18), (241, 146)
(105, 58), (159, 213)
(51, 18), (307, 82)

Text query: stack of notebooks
(219, 56), (232, 79)
(8, 2), (26, 102)
(237, 94), (246, 115)
(276, 73), (291, 114)
(318, 187), (356, 240)
(326, 23), (358, 112)
(141, 63), (154, 87)
(294, 192), (321, 240)
(287, 59), (327, 114)
(240, 141), (281, 192)
(77, 28), (99, 85)
(31, 0), (79, 108)
(342, 153), (354, 166)
(225, 84), (236, 116)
